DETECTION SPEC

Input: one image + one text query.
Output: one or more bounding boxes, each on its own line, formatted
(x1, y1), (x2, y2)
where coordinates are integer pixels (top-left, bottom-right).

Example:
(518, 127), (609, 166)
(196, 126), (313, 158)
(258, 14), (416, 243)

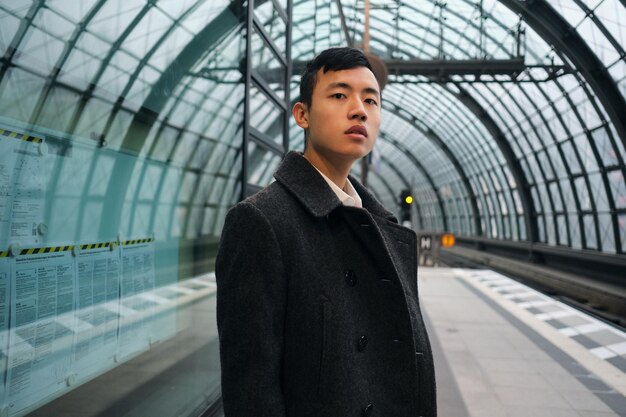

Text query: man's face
(294, 66), (381, 164)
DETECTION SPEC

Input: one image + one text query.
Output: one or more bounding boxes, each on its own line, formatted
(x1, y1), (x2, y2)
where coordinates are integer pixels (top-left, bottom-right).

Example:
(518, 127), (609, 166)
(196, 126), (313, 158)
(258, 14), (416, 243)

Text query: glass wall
(0, 1), (285, 415)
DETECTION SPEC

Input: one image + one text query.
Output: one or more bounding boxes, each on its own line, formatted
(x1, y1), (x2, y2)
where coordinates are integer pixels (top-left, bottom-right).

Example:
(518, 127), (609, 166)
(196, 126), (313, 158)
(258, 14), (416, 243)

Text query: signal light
(441, 233), (455, 248)
(405, 195), (413, 205)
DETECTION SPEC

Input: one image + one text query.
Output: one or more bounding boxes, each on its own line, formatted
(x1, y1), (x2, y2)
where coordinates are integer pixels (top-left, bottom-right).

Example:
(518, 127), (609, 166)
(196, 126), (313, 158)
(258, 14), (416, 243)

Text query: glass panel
(546, 214), (556, 245)
(570, 214), (582, 249)
(549, 182), (563, 212)
(588, 172), (609, 211)
(255, 0), (287, 56)
(576, 16), (620, 64)
(560, 140), (582, 175)
(556, 214), (568, 246)
(598, 213), (615, 253)
(574, 135), (598, 172)
(538, 214), (546, 241)
(247, 142), (281, 187)
(0, 2), (245, 416)
(252, 30), (286, 100)
(584, 214), (598, 249)
(591, 126), (620, 167)
(575, 177), (592, 211)
(249, 83), (285, 145)
(608, 169), (626, 209)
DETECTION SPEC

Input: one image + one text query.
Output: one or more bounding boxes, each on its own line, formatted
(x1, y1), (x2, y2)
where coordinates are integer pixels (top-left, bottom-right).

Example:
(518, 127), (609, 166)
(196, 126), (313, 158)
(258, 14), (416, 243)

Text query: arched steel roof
(0, 0), (624, 256)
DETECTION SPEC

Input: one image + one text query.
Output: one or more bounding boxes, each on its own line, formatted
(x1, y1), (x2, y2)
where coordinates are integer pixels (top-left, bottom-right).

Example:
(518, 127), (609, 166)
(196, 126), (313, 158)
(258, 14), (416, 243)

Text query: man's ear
(292, 102), (309, 129)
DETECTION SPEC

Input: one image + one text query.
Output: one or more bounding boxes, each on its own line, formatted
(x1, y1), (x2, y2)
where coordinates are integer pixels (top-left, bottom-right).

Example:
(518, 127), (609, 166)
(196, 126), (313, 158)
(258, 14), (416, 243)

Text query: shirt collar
(312, 166), (363, 208)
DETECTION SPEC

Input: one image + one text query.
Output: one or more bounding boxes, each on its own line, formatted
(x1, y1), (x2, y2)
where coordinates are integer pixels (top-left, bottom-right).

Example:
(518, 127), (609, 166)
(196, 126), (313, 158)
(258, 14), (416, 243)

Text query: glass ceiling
(290, 0), (626, 254)
(0, 0), (624, 255)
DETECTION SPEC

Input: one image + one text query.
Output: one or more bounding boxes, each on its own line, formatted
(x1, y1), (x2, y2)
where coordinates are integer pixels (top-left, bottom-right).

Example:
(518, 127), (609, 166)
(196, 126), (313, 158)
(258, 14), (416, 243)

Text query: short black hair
(299, 47), (373, 109)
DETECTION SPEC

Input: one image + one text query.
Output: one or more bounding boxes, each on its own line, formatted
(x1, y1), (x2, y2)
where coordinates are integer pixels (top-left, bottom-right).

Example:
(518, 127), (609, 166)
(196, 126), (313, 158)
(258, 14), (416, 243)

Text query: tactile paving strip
(453, 268), (626, 374)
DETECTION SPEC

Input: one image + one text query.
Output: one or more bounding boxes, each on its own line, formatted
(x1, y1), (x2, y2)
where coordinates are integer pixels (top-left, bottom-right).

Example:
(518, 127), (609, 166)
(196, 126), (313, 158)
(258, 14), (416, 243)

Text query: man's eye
(365, 98), (378, 105)
(333, 93), (345, 99)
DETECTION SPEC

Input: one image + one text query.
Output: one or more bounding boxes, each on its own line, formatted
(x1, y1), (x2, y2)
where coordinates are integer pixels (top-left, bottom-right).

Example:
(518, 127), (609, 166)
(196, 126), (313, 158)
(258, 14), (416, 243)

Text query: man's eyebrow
(326, 82), (380, 97)
(363, 87), (381, 97)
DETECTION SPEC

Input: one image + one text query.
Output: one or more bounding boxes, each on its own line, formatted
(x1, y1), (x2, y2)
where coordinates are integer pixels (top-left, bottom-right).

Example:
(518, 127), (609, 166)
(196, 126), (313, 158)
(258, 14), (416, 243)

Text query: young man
(216, 47), (436, 417)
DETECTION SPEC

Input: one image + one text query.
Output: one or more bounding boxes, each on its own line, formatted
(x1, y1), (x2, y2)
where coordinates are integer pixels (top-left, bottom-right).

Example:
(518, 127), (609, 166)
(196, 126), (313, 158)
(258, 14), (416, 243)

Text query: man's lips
(345, 125), (368, 137)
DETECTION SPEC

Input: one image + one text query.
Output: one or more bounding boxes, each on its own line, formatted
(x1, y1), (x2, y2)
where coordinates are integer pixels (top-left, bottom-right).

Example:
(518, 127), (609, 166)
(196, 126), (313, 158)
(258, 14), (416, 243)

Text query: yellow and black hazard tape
(0, 250), (9, 258)
(0, 128), (43, 143)
(20, 245), (74, 255)
(122, 237), (154, 246)
(80, 242), (115, 250)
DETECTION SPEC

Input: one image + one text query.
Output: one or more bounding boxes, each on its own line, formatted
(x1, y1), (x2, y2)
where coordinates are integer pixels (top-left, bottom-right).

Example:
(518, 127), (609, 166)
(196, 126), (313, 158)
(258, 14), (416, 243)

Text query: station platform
(421, 267), (626, 417)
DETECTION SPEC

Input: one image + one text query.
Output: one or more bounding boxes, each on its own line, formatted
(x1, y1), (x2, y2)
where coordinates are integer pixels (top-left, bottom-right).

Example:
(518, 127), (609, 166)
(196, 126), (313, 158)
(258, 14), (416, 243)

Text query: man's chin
(308, 145), (373, 166)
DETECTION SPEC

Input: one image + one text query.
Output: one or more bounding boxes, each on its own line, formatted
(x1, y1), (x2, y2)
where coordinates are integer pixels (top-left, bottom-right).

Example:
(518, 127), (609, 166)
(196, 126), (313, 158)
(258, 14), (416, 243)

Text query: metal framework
(0, 0), (624, 259)
(500, 0), (626, 150)
(451, 85), (539, 243)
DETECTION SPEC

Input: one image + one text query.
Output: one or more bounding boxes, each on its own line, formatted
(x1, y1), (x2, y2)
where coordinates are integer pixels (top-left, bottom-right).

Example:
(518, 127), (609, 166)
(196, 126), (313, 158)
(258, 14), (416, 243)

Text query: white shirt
(312, 166), (363, 208)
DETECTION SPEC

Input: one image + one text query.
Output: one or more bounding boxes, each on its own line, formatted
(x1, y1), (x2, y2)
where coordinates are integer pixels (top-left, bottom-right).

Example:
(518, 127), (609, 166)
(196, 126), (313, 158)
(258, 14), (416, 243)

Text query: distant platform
(420, 267), (626, 417)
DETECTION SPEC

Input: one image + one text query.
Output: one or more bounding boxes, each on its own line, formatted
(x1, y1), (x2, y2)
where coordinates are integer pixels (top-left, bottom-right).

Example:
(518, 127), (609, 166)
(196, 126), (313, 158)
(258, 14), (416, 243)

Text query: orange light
(405, 195), (413, 204)
(441, 233), (455, 248)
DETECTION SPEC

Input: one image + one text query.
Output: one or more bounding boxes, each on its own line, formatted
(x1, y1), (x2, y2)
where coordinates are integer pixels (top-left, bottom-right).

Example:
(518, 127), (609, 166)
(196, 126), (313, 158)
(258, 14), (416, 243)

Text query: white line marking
(138, 293), (170, 305)
(535, 310), (578, 321)
(517, 300), (554, 308)
(503, 292), (536, 300)
(607, 341), (626, 356)
(168, 286), (196, 295)
(189, 278), (214, 287)
(492, 284), (525, 292)
(116, 305), (138, 317)
(591, 347), (616, 359)
(559, 322), (606, 336)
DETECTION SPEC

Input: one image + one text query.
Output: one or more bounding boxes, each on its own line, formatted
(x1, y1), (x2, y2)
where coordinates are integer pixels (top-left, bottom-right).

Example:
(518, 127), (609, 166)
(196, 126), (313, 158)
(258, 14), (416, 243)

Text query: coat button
(345, 270), (357, 286)
(362, 403), (374, 416)
(357, 335), (368, 352)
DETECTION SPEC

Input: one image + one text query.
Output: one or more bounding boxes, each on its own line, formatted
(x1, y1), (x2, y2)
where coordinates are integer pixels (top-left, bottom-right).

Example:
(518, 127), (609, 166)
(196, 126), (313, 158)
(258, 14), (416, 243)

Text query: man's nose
(348, 99), (367, 121)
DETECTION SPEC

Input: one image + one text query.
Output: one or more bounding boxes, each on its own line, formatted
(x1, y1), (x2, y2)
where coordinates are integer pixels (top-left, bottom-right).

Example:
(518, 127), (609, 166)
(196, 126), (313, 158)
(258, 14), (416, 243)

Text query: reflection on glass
(0, 1), (247, 416)
(247, 142), (282, 186)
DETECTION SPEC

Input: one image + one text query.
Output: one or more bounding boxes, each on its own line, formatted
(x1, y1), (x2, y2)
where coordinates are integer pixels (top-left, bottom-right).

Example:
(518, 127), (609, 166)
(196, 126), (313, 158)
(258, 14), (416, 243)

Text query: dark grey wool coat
(216, 151), (436, 417)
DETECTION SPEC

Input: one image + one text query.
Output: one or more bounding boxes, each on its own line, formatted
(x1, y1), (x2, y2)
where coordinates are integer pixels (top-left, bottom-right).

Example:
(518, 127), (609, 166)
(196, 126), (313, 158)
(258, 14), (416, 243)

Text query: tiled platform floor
(420, 267), (626, 417)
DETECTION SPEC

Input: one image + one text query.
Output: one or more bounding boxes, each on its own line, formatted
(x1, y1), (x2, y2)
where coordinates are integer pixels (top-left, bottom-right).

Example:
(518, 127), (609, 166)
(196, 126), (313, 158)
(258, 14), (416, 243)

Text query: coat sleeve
(215, 201), (287, 417)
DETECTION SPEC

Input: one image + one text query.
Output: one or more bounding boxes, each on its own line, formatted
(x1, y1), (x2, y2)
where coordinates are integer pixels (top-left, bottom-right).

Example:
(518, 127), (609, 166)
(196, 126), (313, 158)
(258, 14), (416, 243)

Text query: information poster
(0, 135), (19, 246)
(1, 252), (10, 409)
(71, 243), (120, 382)
(5, 249), (75, 415)
(117, 239), (156, 360)
(0, 129), (47, 248)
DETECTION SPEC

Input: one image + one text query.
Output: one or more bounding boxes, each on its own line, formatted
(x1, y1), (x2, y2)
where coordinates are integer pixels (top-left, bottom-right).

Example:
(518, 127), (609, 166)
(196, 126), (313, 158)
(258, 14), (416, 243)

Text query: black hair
(299, 47), (374, 109)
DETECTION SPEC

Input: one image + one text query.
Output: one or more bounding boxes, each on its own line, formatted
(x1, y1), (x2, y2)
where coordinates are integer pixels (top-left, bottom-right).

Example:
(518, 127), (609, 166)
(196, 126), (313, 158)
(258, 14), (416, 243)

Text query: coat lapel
(273, 151), (397, 222)
(273, 151), (343, 217)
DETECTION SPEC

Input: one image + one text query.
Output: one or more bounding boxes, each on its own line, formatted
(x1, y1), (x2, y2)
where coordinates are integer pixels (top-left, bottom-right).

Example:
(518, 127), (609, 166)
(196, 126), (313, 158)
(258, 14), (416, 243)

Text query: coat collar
(273, 151), (397, 222)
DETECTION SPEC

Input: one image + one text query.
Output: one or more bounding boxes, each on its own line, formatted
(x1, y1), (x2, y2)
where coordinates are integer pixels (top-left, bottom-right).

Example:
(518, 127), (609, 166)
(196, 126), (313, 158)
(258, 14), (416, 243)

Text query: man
(216, 47), (436, 417)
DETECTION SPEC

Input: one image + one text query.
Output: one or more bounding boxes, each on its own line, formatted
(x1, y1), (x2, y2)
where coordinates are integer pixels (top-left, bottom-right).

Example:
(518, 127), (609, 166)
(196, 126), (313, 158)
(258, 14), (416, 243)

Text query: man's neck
(303, 149), (353, 190)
